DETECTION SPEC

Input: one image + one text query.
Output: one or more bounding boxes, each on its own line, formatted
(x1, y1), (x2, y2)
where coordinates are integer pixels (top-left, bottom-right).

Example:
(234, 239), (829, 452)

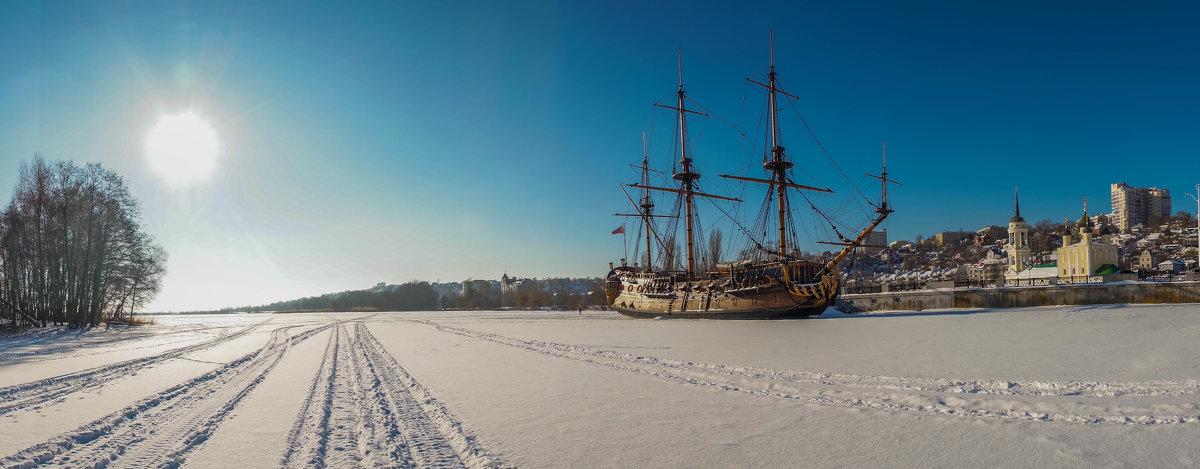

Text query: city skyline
(2, 1), (1198, 311)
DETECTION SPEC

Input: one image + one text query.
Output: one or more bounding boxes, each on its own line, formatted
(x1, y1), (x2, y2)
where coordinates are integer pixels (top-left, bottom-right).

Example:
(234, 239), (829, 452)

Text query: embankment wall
(838, 282), (1200, 312)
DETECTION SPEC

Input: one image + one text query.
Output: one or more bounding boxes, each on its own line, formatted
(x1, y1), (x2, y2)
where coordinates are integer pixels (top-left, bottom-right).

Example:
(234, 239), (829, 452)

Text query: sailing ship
(604, 39), (897, 319)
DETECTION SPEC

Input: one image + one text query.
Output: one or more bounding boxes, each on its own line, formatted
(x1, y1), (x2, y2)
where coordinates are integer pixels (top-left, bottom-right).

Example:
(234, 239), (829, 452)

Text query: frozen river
(3, 304), (1200, 467)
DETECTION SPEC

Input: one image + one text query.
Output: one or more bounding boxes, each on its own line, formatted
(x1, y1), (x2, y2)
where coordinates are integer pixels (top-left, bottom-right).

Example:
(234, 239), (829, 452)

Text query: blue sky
(1, 1), (1198, 310)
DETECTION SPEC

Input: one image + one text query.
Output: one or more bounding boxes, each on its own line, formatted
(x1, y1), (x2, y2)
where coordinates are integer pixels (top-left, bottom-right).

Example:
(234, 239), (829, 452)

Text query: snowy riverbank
(3, 306), (1200, 467)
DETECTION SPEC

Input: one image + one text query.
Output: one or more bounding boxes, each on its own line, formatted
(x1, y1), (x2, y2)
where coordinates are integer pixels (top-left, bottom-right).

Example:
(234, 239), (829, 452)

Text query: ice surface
(2, 305), (1200, 467)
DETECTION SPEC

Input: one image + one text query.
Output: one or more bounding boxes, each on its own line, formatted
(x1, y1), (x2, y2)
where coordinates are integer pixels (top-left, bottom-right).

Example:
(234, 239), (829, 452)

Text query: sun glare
(145, 112), (219, 185)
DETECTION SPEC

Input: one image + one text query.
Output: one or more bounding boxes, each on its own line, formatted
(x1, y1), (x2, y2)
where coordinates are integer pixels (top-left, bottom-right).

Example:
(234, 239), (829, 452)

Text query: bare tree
(661, 237), (678, 272)
(707, 229), (723, 271)
(1, 156), (167, 327)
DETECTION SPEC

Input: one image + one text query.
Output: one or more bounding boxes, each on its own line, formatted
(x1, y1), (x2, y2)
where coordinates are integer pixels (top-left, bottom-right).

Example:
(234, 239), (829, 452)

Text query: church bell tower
(1005, 188), (1032, 278)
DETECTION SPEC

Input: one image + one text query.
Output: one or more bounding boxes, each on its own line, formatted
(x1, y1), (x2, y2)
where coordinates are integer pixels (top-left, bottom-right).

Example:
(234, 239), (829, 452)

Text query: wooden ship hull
(604, 260), (839, 319)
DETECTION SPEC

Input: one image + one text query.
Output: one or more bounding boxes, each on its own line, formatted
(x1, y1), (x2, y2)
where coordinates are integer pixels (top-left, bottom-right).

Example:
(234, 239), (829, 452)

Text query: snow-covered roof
(1066, 239), (1117, 248)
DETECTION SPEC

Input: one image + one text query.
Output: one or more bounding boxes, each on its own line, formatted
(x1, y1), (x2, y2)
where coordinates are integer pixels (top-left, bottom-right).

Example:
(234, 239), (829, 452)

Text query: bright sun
(145, 112), (219, 185)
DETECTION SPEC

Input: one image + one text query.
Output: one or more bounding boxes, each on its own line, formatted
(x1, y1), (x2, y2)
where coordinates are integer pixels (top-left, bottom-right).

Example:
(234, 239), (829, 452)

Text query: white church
(1004, 191), (1119, 285)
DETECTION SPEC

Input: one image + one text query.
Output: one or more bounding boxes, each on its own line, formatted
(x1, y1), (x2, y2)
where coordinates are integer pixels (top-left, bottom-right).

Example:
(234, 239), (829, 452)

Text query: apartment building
(1111, 183), (1171, 231)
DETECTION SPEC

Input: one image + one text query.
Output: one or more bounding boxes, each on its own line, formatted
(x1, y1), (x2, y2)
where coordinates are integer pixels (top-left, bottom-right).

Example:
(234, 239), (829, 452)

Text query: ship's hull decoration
(605, 261), (838, 319)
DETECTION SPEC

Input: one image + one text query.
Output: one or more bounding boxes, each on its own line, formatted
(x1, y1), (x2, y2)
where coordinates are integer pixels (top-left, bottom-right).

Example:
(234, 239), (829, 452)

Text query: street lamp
(1188, 184), (1200, 274)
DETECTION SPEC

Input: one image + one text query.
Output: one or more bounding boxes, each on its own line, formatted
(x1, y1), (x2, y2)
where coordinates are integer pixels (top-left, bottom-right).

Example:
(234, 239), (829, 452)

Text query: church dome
(1075, 214), (1094, 229)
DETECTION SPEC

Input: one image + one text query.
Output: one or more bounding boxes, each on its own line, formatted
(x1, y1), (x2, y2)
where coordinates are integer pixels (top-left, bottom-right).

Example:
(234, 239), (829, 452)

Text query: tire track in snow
(281, 321), (347, 468)
(298, 323), (394, 467)
(281, 321), (506, 468)
(346, 323), (410, 468)
(418, 320), (1200, 426)
(0, 321), (338, 468)
(0, 318), (274, 416)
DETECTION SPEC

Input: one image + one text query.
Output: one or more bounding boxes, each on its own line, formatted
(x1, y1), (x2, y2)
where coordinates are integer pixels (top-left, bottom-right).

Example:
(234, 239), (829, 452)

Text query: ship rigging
(605, 34), (897, 319)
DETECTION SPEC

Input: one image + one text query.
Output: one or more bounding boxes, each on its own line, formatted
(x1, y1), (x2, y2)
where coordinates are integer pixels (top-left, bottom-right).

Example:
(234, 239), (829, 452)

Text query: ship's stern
(604, 269), (622, 305)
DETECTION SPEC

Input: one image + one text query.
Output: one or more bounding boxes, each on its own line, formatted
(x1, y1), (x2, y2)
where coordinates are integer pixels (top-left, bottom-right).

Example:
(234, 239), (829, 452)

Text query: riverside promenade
(839, 279), (1200, 312)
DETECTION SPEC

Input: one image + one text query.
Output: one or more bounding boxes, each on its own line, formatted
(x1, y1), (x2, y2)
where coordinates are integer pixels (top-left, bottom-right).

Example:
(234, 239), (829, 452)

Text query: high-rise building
(1111, 183), (1171, 231)
(1148, 187), (1171, 222)
(856, 229), (887, 254)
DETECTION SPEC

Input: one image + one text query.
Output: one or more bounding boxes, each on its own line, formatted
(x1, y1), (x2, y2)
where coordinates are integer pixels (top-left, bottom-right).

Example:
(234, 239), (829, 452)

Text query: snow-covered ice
(3, 304), (1200, 467)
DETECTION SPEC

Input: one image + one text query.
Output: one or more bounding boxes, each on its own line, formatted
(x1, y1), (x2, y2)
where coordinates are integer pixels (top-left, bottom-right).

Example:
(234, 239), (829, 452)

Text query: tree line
(456, 278), (605, 311)
(214, 281), (441, 313)
(206, 278), (608, 313)
(1, 156), (167, 328)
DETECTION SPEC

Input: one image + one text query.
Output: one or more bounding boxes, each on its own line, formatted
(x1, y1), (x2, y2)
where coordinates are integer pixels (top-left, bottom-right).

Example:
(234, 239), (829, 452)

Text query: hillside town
(843, 183), (1198, 293)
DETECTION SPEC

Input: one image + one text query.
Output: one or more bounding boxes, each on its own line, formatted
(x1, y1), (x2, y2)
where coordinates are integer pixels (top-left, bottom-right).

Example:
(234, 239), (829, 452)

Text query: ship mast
(678, 59), (698, 277)
(659, 50), (705, 279)
(817, 142), (900, 276)
(629, 50), (741, 279)
(617, 131), (677, 272)
(722, 31), (832, 262)
(764, 33), (791, 259)
(640, 131), (654, 272)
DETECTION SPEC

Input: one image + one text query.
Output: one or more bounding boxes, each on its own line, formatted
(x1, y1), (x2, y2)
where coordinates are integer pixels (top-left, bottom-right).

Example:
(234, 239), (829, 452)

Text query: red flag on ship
(611, 224), (625, 235)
